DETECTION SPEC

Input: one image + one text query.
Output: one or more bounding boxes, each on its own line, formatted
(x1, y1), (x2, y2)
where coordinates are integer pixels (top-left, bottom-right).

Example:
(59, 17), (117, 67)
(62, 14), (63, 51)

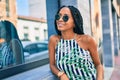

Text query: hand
(60, 73), (69, 80)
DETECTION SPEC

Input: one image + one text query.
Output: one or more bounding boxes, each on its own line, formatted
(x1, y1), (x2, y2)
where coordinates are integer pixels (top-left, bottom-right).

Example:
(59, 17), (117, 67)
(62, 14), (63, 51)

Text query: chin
(58, 29), (63, 32)
(58, 27), (65, 31)
(57, 27), (63, 30)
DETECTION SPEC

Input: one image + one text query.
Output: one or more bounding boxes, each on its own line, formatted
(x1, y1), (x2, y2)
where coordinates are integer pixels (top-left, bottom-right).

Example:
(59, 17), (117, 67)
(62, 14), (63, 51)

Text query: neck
(61, 31), (75, 40)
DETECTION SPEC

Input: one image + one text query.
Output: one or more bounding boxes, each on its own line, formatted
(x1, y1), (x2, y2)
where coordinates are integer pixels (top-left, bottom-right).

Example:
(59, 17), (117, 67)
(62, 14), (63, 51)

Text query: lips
(57, 22), (65, 27)
(57, 23), (64, 27)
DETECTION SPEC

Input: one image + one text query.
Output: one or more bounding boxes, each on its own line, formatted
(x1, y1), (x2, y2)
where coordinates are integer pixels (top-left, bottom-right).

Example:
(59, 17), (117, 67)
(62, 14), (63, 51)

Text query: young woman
(0, 20), (24, 69)
(49, 6), (103, 80)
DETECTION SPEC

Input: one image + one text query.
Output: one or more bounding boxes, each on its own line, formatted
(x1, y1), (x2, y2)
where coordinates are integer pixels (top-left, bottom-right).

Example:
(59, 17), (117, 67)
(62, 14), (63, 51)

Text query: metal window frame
(0, 58), (49, 79)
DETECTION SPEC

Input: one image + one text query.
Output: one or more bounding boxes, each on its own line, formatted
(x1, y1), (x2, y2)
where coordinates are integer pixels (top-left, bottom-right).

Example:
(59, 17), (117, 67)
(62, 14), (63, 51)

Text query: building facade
(0, 0), (17, 26)
(0, 0), (48, 42)
(28, 0), (47, 19)
(77, 0), (92, 35)
(17, 15), (48, 41)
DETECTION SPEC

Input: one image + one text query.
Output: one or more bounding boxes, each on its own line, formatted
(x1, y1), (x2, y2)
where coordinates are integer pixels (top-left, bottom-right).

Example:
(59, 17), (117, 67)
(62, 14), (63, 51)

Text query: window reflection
(17, 0), (48, 63)
(0, 20), (24, 69)
(17, 16), (48, 42)
(22, 41), (48, 63)
(0, 0), (48, 70)
(6, 0), (9, 17)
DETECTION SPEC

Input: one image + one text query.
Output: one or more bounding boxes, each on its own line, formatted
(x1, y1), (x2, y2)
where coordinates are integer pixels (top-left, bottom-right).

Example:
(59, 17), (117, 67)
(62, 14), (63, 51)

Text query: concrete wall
(77, 0), (91, 35)
(101, 0), (114, 67)
(46, 0), (59, 38)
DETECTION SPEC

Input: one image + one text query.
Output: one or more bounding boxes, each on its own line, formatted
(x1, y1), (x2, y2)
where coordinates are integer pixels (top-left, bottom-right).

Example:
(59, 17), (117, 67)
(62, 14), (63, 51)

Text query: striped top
(55, 38), (96, 80)
(0, 42), (15, 69)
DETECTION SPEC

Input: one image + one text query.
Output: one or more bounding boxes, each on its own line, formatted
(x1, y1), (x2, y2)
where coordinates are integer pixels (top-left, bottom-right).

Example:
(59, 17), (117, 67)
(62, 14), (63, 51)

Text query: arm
(48, 35), (69, 80)
(48, 35), (60, 75)
(88, 37), (104, 80)
(10, 39), (24, 64)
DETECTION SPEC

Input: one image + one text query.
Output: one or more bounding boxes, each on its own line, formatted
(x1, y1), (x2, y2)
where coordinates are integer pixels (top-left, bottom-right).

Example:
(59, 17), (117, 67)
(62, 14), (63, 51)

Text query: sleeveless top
(55, 35), (96, 80)
(0, 42), (15, 69)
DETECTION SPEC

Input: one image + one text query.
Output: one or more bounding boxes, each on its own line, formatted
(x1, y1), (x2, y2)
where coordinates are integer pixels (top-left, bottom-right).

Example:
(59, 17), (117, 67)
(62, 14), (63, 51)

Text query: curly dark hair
(54, 5), (84, 35)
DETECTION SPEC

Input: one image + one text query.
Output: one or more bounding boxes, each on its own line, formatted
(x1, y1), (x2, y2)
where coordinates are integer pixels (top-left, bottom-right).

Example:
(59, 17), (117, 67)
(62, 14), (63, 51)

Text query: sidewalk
(110, 55), (120, 80)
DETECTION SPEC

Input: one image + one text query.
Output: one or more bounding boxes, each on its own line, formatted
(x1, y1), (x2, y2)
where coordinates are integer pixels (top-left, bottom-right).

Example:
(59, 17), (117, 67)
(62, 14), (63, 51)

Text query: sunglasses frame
(55, 14), (69, 22)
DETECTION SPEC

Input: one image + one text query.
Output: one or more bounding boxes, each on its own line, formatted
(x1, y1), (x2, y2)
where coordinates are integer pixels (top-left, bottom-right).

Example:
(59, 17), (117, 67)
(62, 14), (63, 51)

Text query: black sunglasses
(55, 14), (69, 22)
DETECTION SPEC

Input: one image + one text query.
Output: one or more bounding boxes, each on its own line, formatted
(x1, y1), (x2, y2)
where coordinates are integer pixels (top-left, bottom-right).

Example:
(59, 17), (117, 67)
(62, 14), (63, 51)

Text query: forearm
(50, 64), (60, 76)
(50, 64), (69, 80)
(96, 64), (104, 80)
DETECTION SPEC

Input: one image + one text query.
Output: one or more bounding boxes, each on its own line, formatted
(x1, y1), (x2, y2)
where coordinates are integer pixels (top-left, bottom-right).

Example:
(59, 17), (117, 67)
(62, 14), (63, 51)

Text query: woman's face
(56, 7), (75, 32)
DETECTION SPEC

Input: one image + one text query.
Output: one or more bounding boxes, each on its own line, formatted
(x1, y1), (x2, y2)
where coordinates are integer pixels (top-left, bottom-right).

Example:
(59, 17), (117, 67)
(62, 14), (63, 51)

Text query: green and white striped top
(55, 38), (96, 80)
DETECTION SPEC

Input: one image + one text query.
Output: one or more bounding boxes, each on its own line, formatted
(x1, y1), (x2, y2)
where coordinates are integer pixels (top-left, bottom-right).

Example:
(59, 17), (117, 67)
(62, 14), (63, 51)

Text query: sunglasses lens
(55, 14), (69, 22)
(63, 15), (69, 22)
(55, 14), (60, 20)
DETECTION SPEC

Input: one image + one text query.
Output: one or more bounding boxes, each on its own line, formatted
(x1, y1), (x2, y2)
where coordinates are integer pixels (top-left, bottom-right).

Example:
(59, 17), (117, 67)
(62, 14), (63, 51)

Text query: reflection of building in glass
(0, 0), (17, 26)
(28, 0), (47, 19)
(17, 15), (48, 41)
(0, 0), (48, 42)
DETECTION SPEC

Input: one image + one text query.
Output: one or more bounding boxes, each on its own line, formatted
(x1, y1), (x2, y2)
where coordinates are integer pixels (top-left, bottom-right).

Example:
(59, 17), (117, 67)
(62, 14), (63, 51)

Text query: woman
(0, 20), (24, 69)
(49, 5), (103, 80)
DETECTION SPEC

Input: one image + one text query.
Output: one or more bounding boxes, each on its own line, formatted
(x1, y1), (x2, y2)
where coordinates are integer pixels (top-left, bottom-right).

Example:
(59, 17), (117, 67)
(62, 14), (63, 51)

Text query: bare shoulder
(49, 35), (60, 41)
(77, 34), (95, 43)
(49, 35), (60, 45)
(81, 34), (97, 46)
(76, 34), (97, 50)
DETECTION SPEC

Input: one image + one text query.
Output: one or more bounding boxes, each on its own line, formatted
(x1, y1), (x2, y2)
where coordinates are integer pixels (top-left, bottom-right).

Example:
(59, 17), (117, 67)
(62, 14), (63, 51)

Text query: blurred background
(0, 0), (120, 80)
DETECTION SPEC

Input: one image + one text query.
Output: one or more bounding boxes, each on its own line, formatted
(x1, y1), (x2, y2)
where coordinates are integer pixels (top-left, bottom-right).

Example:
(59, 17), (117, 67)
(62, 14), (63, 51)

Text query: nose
(58, 16), (63, 21)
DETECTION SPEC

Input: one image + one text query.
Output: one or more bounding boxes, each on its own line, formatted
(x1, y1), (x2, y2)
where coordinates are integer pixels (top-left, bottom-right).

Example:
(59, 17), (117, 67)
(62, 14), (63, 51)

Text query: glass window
(37, 43), (48, 52)
(24, 26), (28, 29)
(44, 29), (48, 40)
(6, 0), (9, 17)
(0, 20), (24, 69)
(24, 33), (29, 40)
(34, 27), (39, 30)
(35, 36), (39, 41)
(24, 44), (37, 54)
(0, 0), (49, 78)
